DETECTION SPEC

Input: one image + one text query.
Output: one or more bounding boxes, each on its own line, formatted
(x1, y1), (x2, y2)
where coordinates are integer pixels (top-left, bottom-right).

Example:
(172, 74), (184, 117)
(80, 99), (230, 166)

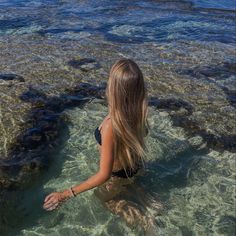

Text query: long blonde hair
(106, 58), (148, 171)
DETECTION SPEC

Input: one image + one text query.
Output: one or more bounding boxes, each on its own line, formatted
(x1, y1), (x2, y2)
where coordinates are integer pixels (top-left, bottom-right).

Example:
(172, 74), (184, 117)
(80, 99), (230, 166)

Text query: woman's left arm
(43, 120), (114, 211)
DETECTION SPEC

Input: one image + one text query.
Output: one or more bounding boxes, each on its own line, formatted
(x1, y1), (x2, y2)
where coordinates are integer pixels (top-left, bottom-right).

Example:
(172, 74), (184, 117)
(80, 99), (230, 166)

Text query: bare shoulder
(101, 118), (113, 136)
(99, 115), (110, 129)
(100, 119), (113, 149)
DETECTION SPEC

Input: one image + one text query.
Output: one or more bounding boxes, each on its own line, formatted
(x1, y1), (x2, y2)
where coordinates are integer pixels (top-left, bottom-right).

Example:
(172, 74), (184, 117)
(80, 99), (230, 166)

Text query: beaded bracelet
(69, 187), (76, 197)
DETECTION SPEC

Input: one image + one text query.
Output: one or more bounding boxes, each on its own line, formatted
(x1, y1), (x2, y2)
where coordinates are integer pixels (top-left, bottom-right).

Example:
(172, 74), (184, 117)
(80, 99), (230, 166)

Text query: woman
(43, 58), (154, 229)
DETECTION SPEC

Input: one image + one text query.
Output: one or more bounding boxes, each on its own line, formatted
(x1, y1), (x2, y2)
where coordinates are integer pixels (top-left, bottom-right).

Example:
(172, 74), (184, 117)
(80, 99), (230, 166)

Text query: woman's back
(95, 116), (141, 178)
(105, 58), (148, 175)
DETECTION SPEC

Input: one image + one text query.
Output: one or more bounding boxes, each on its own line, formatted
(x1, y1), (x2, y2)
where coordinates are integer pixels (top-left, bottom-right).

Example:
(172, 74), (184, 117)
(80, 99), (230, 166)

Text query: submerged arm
(64, 120), (114, 196)
(43, 119), (114, 210)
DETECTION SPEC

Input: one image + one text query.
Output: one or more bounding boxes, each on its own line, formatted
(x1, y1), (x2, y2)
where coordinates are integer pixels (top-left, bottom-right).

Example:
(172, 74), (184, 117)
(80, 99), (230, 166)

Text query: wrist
(61, 189), (73, 200)
(70, 186), (77, 197)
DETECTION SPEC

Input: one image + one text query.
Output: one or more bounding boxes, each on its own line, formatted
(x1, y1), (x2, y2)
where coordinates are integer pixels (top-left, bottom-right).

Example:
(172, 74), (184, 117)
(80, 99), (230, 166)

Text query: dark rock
(0, 74), (25, 82)
(176, 62), (236, 81)
(44, 97), (65, 112)
(180, 226), (194, 236)
(0, 82), (105, 189)
(62, 95), (91, 107)
(148, 95), (235, 152)
(171, 115), (236, 152)
(0, 18), (29, 30)
(68, 58), (96, 67)
(37, 118), (58, 132)
(176, 62), (236, 109)
(67, 58), (100, 72)
(70, 82), (106, 98)
(21, 128), (45, 149)
(149, 97), (193, 115)
(216, 215), (236, 235)
(223, 62), (236, 73)
(20, 87), (46, 103)
(221, 87), (236, 108)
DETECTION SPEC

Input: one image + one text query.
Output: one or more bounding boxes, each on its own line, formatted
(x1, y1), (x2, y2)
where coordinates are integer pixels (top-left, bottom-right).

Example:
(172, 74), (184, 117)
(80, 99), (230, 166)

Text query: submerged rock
(67, 58), (100, 72)
(149, 97), (193, 115)
(176, 62), (236, 108)
(0, 74), (25, 83)
(66, 82), (106, 99)
(148, 96), (236, 152)
(20, 87), (46, 103)
(216, 215), (236, 235)
(171, 115), (236, 152)
(1, 79), (236, 189)
(0, 82), (105, 189)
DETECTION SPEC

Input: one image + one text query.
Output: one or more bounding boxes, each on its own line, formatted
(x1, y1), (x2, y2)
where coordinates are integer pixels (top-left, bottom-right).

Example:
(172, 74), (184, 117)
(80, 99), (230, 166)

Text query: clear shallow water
(0, 0), (235, 235)
(0, 0), (235, 155)
(1, 102), (235, 235)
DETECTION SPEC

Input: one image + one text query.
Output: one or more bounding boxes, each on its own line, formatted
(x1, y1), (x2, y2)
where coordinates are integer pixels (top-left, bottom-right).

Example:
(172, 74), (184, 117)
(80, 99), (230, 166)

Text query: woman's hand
(43, 191), (67, 211)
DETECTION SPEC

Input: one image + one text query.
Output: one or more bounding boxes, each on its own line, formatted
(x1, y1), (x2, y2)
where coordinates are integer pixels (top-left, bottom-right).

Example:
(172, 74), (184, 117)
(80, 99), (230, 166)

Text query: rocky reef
(0, 82), (106, 189)
(0, 8), (235, 191)
(0, 75), (235, 189)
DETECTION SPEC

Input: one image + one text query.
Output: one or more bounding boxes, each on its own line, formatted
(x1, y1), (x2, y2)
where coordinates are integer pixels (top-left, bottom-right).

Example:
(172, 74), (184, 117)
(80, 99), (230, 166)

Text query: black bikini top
(94, 117), (111, 146)
(94, 127), (102, 145)
(94, 125), (140, 178)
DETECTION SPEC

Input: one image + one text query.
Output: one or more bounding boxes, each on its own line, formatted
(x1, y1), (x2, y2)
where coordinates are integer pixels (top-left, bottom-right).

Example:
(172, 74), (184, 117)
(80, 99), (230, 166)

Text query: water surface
(0, 0), (235, 235)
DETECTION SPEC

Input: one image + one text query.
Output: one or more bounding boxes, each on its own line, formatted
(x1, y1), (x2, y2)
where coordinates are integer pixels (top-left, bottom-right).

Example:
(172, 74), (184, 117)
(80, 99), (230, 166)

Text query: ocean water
(1, 102), (235, 235)
(0, 0), (235, 235)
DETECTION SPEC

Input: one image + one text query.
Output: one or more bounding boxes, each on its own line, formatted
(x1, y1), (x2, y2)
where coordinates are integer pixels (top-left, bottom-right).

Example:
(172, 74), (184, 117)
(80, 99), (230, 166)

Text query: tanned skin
(43, 115), (117, 211)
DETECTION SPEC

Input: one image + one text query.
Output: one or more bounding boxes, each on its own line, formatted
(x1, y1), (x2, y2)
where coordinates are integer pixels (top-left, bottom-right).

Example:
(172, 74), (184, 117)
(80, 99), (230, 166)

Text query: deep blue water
(0, 0), (235, 44)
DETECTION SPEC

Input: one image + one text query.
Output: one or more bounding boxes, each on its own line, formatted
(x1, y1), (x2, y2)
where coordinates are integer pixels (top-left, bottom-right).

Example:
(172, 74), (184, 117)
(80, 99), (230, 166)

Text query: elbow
(98, 172), (112, 184)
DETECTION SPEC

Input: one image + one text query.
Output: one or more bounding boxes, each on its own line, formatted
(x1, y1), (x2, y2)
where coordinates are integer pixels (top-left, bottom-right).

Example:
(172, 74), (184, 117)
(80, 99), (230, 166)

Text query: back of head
(107, 58), (148, 171)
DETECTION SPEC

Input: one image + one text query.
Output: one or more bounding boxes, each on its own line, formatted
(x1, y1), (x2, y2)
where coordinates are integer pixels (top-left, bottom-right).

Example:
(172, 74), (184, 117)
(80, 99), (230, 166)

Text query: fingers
(47, 204), (58, 211)
(43, 193), (58, 211)
(43, 196), (57, 207)
(44, 202), (59, 211)
(43, 198), (57, 207)
(44, 203), (59, 211)
(44, 193), (56, 202)
(43, 199), (59, 211)
(43, 192), (64, 211)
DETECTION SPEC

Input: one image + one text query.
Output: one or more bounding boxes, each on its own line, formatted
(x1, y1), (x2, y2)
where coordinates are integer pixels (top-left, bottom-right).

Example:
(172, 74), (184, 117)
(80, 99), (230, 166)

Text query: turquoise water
(1, 102), (235, 235)
(0, 0), (235, 235)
